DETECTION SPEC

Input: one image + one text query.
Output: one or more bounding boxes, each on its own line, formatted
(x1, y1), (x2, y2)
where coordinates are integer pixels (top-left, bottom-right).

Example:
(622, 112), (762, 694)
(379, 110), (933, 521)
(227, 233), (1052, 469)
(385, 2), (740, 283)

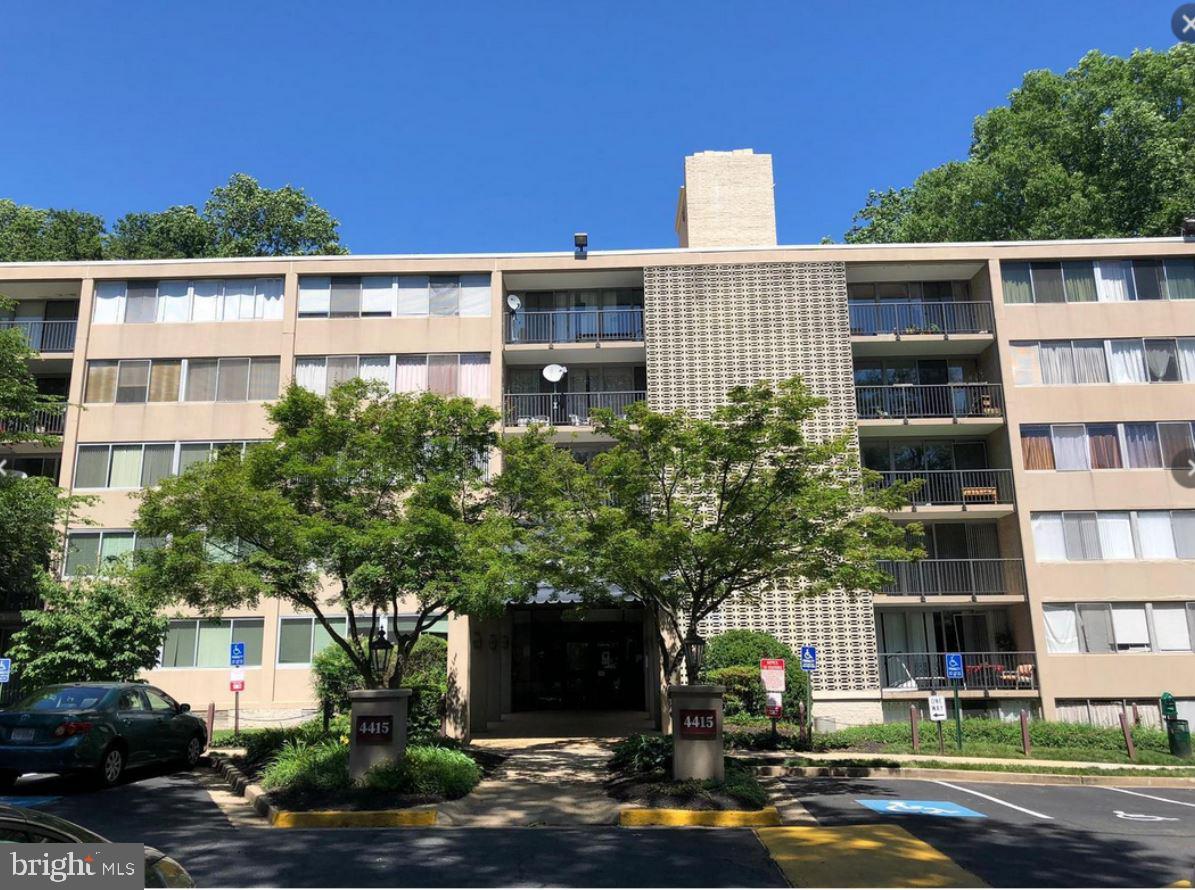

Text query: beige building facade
(2, 150), (1194, 734)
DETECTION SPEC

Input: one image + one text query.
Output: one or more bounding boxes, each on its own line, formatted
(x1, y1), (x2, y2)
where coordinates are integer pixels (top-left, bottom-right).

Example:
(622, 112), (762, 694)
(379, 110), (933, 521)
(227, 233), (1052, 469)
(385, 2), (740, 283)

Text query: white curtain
(1111, 605), (1150, 651)
(1051, 425), (1089, 470)
(1031, 513), (1067, 561)
(1009, 342), (1040, 385)
(357, 355), (393, 390)
(294, 358), (327, 395)
(1107, 340), (1147, 383)
(1071, 340), (1109, 383)
(257, 278), (284, 320)
(1136, 511), (1177, 559)
(459, 274), (492, 317)
(224, 279), (256, 320)
(1152, 604), (1192, 651)
(1039, 341), (1075, 384)
(298, 277), (331, 316)
(93, 282), (126, 325)
(397, 276), (430, 316)
(1178, 339), (1195, 382)
(1096, 512), (1135, 560)
(1043, 605), (1080, 653)
(108, 445), (143, 488)
(458, 353), (491, 399)
(191, 280), (222, 322)
(1094, 260), (1134, 302)
(361, 277), (397, 316)
(395, 355), (428, 392)
(1170, 511), (1195, 559)
(156, 280), (190, 323)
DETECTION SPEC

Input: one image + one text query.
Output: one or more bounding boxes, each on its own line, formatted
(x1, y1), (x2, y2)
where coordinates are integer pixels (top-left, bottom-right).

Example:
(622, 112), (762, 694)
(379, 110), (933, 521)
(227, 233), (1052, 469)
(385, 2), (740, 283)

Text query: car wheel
(97, 746), (125, 787)
(183, 735), (205, 768)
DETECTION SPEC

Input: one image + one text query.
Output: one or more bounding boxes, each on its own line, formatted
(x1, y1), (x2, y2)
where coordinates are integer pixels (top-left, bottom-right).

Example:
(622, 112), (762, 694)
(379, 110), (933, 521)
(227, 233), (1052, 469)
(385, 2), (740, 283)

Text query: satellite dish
(506, 293), (523, 311)
(542, 364), (567, 383)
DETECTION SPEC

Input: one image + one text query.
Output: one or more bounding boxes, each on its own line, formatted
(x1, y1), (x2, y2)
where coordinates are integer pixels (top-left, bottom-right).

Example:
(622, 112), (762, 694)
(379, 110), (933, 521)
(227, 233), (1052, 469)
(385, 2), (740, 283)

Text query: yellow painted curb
(1168, 881), (1192, 887)
(269, 808), (437, 828)
(619, 806), (781, 827)
(756, 824), (986, 888)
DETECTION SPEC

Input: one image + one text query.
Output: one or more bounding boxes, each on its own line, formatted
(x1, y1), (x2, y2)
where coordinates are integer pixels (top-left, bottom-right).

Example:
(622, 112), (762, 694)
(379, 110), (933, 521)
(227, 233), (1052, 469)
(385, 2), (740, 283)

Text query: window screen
(84, 361), (117, 403)
(115, 361), (151, 403)
(74, 446), (110, 488)
(278, 618), (314, 664)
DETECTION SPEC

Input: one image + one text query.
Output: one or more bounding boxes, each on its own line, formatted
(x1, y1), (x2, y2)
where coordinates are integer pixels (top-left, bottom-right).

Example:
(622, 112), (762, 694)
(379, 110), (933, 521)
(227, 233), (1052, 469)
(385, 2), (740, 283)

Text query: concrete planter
(348, 688), (412, 781)
(669, 684), (726, 781)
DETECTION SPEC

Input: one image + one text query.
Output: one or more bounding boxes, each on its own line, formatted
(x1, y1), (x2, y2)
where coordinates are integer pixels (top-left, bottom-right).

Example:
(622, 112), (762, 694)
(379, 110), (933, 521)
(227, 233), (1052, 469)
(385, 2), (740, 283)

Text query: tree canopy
(846, 45), (1195, 243)
(135, 380), (540, 688)
(0, 297), (67, 448)
(504, 378), (920, 683)
(0, 174), (346, 262)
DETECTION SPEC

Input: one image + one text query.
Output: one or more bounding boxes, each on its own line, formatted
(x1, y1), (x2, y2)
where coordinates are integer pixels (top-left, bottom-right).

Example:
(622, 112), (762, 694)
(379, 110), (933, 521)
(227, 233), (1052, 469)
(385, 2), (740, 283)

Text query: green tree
(8, 571), (167, 687)
(104, 205), (216, 260)
(847, 45), (1195, 243)
(0, 477), (74, 614)
(204, 173), (346, 256)
(0, 199), (105, 262)
(508, 379), (919, 685)
(0, 296), (67, 448)
(135, 380), (536, 689)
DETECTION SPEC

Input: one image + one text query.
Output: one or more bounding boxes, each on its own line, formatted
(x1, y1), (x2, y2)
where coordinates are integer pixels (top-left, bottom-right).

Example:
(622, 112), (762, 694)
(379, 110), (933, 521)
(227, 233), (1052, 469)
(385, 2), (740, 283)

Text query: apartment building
(1, 149), (1193, 735)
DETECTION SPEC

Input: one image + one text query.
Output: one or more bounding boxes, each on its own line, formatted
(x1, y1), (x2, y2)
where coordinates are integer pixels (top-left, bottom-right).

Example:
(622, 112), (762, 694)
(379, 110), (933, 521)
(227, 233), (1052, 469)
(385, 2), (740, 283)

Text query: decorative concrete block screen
(643, 261), (880, 694)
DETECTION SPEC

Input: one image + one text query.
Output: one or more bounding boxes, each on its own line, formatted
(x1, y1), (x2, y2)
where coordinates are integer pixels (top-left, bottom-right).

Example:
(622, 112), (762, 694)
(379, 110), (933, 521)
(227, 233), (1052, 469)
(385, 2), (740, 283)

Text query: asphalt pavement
(2, 765), (786, 887)
(780, 775), (1195, 887)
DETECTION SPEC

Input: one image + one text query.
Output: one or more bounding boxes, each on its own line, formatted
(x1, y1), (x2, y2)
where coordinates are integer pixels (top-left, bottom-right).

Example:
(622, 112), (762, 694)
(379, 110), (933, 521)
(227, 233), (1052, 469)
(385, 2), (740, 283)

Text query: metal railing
(504, 390), (646, 426)
(506, 308), (645, 344)
(879, 651), (1038, 693)
(848, 301), (994, 336)
(0, 408), (66, 436)
(868, 468), (1015, 507)
(0, 319), (77, 352)
(856, 383), (1005, 420)
(876, 558), (1027, 597)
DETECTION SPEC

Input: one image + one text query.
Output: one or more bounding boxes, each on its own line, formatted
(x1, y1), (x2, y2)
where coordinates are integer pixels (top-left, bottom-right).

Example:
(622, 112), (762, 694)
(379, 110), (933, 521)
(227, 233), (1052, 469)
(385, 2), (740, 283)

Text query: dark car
(0, 803), (193, 887)
(0, 683), (207, 788)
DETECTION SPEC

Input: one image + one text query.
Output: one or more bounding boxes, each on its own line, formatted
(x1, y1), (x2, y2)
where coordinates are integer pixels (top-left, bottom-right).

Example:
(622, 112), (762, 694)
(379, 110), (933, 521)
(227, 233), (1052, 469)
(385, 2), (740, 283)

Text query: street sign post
(0, 658), (11, 685)
(760, 659), (786, 743)
(799, 646), (816, 744)
(928, 693), (948, 753)
(229, 645), (246, 736)
(945, 653), (964, 750)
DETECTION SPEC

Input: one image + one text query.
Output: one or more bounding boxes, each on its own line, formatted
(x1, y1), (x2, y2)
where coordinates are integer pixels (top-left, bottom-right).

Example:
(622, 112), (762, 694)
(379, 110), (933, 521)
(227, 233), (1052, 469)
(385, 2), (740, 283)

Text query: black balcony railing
(0, 319), (77, 352)
(849, 301), (994, 336)
(856, 383), (1005, 420)
(876, 558), (1026, 597)
(506, 308), (644, 344)
(0, 408), (66, 436)
(868, 468), (1015, 507)
(879, 651), (1038, 693)
(504, 391), (645, 426)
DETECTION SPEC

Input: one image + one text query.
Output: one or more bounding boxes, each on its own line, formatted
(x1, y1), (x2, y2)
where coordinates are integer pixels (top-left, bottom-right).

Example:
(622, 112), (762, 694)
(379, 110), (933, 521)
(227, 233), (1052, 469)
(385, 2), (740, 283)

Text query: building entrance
(511, 605), (646, 711)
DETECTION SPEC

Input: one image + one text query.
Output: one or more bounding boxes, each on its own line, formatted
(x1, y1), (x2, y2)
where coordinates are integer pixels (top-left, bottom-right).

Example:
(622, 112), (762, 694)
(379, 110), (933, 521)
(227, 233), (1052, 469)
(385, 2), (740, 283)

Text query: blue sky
(0, 2), (1183, 253)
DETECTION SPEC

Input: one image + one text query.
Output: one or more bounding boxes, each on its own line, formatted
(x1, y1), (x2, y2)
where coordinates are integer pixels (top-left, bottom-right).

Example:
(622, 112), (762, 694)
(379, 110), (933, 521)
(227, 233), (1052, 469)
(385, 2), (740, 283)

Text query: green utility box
(1168, 718), (1191, 759)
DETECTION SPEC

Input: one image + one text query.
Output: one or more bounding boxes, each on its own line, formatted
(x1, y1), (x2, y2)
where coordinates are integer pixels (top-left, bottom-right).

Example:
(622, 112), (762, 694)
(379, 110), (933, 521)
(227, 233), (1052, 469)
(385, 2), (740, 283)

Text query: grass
(783, 755), (1195, 779)
(360, 746), (481, 798)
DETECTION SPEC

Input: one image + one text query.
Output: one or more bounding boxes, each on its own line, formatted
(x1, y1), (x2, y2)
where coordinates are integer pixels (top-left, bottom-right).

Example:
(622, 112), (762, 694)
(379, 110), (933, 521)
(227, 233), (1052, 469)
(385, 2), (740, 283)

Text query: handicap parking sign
(0, 658), (10, 683)
(230, 642), (245, 667)
(799, 645), (817, 671)
(857, 799), (985, 818)
(945, 652), (964, 680)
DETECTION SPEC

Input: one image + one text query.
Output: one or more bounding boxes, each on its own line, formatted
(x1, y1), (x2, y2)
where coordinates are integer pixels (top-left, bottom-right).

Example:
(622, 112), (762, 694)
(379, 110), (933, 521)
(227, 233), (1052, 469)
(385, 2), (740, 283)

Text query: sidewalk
(764, 750), (1192, 771)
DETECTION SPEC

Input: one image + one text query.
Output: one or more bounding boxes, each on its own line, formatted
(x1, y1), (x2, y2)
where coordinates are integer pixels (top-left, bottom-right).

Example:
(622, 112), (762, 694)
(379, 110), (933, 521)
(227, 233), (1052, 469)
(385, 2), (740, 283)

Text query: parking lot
(780, 775), (1195, 887)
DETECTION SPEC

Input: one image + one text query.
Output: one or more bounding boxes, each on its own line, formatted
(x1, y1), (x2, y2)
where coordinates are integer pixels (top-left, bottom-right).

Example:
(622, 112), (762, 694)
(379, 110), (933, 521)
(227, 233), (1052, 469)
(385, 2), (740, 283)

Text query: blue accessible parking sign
(857, 799), (985, 818)
(0, 658), (10, 683)
(945, 652), (964, 680)
(799, 645), (817, 671)
(230, 642), (245, 667)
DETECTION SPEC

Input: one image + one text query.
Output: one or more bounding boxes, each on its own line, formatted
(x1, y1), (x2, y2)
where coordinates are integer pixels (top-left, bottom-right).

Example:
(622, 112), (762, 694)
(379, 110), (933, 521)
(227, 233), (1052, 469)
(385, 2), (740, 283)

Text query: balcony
(0, 320), (77, 353)
(879, 651), (1038, 695)
(506, 308), (644, 345)
(876, 558), (1027, 601)
(849, 302), (994, 357)
(0, 408), (66, 437)
(868, 468), (1015, 516)
(504, 390), (645, 427)
(856, 383), (1005, 436)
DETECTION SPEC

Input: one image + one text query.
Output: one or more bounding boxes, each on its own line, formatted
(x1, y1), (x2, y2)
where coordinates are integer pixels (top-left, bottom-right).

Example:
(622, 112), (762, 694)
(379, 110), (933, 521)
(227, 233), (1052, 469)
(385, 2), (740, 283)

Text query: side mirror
(179, 703), (191, 713)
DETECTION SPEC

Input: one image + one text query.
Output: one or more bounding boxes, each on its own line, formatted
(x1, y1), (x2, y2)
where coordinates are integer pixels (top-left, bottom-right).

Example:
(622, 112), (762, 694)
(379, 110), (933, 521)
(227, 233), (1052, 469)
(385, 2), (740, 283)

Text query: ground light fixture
(369, 627), (394, 680)
(683, 632), (706, 680)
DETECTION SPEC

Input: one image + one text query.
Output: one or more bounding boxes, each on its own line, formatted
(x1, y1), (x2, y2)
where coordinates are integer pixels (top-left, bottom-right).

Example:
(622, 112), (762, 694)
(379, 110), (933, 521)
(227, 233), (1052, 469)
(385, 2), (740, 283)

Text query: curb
(619, 805), (781, 827)
(763, 764), (1195, 788)
(208, 754), (438, 828)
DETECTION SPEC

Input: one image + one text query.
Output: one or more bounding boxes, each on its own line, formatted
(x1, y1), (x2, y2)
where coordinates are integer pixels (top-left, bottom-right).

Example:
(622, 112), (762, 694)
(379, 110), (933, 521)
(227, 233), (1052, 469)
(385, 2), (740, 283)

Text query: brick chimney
(675, 149), (777, 248)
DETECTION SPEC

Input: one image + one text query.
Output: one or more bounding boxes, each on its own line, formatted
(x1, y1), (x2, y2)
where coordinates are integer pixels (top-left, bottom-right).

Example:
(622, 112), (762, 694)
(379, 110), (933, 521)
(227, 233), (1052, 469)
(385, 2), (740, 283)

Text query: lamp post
(369, 628), (394, 685)
(683, 631), (706, 681)
(348, 626), (410, 781)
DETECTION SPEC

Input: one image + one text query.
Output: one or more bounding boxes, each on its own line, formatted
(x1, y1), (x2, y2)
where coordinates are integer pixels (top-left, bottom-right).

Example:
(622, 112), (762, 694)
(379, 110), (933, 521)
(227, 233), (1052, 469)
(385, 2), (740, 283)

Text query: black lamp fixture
(369, 627), (394, 680)
(683, 630), (706, 681)
(1183, 217), (1195, 240)
(574, 231), (588, 260)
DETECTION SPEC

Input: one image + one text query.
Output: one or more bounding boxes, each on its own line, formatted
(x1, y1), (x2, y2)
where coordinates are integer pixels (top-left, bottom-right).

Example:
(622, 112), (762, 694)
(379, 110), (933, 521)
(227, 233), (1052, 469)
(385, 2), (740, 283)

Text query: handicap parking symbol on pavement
(857, 799), (986, 818)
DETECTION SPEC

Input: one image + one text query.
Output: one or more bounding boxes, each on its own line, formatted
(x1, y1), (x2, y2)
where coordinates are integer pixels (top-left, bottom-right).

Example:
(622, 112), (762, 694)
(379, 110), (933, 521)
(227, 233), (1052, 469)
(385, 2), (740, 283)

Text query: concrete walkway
(439, 737), (623, 827)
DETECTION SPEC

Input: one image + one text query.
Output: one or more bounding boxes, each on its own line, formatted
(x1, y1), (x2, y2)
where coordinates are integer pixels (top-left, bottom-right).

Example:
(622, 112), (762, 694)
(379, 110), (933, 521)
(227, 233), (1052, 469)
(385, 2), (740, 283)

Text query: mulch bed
(604, 769), (767, 812)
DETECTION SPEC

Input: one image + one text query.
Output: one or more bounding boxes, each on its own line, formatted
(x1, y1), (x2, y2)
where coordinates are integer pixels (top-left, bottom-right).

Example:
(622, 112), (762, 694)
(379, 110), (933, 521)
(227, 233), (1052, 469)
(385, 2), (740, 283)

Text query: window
(73, 440), (259, 490)
(1153, 604), (1193, 651)
(1096, 512), (1134, 560)
(1043, 601), (1195, 654)
(92, 279), (283, 325)
(1111, 605), (1151, 652)
(1165, 259), (1195, 300)
(1078, 604), (1115, 652)
(215, 358), (250, 401)
(398, 276), (430, 316)
(1039, 342), (1075, 384)
(1031, 513), (1067, 561)
(1063, 262), (1097, 302)
(115, 360), (150, 403)
(1001, 263), (1033, 304)
(124, 282), (158, 324)
(1086, 424), (1122, 470)
(185, 360), (218, 401)
(1000, 258), (1195, 305)
(330, 277), (362, 317)
(144, 688), (178, 712)
(1052, 426), (1089, 471)
(160, 618), (264, 668)
(1071, 341), (1109, 383)
(1030, 263), (1065, 303)
(92, 282), (125, 324)
(248, 358), (281, 400)
(1124, 423), (1162, 468)
(148, 360), (182, 402)
(362, 277), (396, 316)
(277, 616), (349, 665)
(156, 281), (190, 323)
(74, 445), (111, 488)
(1158, 422), (1193, 468)
(140, 444), (175, 487)
(1031, 510), (1195, 562)
(1144, 339), (1181, 382)
(428, 354), (458, 395)
(298, 274), (490, 318)
(429, 276), (460, 316)
(296, 353), (489, 399)
(1062, 512), (1100, 560)
(1094, 260), (1135, 302)
(1136, 511), (1177, 559)
(63, 530), (139, 576)
(1108, 340), (1147, 383)
(1044, 604), (1080, 653)
(1133, 260), (1165, 301)
(108, 445), (142, 487)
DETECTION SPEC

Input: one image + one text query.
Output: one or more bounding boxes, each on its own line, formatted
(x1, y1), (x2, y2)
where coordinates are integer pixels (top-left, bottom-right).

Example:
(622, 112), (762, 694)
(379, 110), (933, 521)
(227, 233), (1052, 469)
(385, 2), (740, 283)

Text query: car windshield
(13, 687), (109, 711)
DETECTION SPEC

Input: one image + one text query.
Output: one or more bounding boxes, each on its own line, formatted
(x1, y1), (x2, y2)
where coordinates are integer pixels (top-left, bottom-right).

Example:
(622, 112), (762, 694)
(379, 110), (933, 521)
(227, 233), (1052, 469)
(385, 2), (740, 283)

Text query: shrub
(259, 738), (350, 791)
(700, 629), (808, 714)
(311, 645), (364, 714)
(404, 636), (448, 744)
(706, 665), (766, 717)
(610, 733), (673, 775)
(362, 745), (481, 798)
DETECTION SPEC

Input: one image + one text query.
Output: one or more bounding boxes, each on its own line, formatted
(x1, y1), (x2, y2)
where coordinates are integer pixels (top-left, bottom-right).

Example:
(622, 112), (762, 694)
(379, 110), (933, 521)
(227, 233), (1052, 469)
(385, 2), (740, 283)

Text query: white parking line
(1103, 787), (1195, 809)
(932, 780), (1054, 820)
